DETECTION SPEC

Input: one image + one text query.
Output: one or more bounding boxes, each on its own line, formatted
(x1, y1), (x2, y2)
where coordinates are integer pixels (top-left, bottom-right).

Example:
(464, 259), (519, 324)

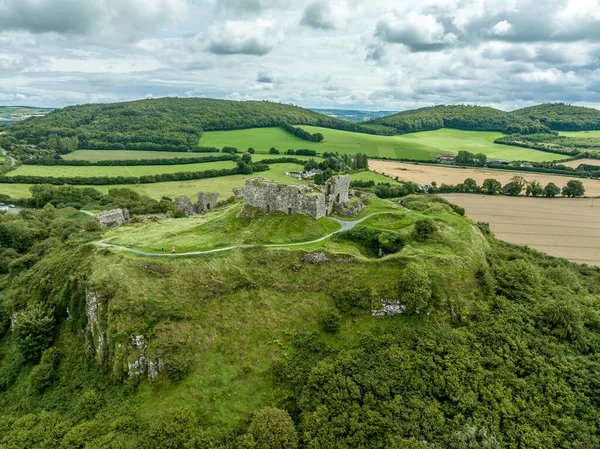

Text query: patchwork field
(63, 151), (318, 162)
(370, 160), (600, 196)
(2, 165), (389, 200)
(6, 160), (238, 178)
(441, 194), (600, 266)
(200, 127), (562, 162)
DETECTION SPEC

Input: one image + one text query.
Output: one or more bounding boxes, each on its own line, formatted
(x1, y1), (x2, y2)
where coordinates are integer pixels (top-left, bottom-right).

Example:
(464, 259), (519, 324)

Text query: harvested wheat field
(560, 158), (600, 169)
(441, 194), (600, 266)
(370, 160), (600, 197)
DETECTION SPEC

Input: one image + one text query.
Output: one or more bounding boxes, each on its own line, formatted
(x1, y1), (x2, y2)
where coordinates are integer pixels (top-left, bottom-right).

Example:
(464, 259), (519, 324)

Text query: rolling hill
(2, 98), (393, 153)
(513, 103), (600, 131)
(367, 104), (552, 135)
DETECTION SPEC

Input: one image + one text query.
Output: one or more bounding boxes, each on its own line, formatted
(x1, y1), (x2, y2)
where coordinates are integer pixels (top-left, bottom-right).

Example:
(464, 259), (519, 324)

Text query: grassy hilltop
(1, 191), (600, 447)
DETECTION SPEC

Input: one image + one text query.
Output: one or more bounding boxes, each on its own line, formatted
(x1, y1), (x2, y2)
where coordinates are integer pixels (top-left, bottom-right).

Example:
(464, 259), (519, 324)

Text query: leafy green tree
(474, 153), (487, 166)
(502, 181), (522, 196)
(248, 407), (298, 449)
(463, 178), (478, 193)
(562, 179), (585, 197)
(447, 424), (501, 449)
(543, 182), (561, 197)
(248, 148), (256, 154)
(13, 303), (55, 361)
(525, 180), (543, 197)
(76, 390), (104, 421)
(242, 154), (252, 164)
(482, 178), (502, 195)
(270, 147), (280, 155)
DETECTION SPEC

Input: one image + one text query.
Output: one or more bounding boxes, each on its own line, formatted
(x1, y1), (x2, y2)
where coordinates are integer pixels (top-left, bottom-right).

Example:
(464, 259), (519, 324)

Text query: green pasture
(2, 164), (379, 200)
(200, 126), (562, 162)
(6, 160), (238, 178)
(63, 151), (318, 162)
(104, 202), (341, 253)
(558, 131), (600, 138)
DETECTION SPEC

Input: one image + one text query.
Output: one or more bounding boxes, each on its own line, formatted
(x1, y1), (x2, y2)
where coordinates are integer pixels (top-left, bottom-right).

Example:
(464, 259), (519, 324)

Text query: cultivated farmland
(560, 159), (600, 169)
(370, 160), (600, 196)
(1, 164), (388, 200)
(441, 194), (600, 266)
(200, 127), (562, 162)
(6, 160), (238, 178)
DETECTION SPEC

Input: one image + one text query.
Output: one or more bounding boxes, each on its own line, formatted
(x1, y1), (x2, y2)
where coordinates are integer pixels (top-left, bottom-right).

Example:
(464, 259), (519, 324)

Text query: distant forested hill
(0, 106), (52, 124)
(513, 103), (600, 131)
(2, 98), (393, 152)
(367, 105), (552, 135)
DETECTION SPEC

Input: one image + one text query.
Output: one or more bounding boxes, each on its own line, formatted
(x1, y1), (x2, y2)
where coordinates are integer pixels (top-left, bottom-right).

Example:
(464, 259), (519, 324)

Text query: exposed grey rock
(174, 195), (194, 214)
(242, 174), (355, 219)
(85, 290), (106, 363)
(371, 300), (406, 317)
(232, 187), (244, 199)
(127, 334), (162, 381)
(96, 209), (130, 227)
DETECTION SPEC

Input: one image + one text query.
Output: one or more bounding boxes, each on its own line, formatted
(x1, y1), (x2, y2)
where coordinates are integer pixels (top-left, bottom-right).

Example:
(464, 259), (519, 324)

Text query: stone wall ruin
(242, 174), (359, 219)
(173, 192), (220, 215)
(96, 209), (130, 227)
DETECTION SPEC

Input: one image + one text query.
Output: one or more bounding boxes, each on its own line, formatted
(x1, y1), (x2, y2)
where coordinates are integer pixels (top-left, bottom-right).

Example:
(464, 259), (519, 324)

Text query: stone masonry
(174, 195), (194, 214)
(196, 192), (219, 213)
(96, 209), (130, 227)
(242, 174), (356, 220)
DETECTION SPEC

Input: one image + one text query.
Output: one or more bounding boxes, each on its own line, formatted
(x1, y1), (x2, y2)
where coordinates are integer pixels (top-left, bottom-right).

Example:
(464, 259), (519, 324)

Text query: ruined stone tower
(242, 174), (356, 219)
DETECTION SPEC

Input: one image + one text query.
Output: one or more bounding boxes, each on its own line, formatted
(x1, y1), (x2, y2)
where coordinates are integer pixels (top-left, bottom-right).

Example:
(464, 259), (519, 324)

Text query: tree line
(281, 123), (324, 142)
(514, 103), (600, 131)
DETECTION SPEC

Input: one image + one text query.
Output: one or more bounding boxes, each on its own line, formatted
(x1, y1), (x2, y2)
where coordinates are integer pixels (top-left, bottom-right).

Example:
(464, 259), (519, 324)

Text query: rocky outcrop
(85, 290), (107, 364)
(96, 209), (130, 227)
(233, 187), (244, 199)
(127, 334), (162, 381)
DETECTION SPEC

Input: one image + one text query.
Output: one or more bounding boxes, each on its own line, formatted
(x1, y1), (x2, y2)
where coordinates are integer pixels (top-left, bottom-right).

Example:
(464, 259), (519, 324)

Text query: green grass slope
(2, 195), (600, 448)
(201, 126), (563, 162)
(368, 104), (552, 134)
(514, 103), (600, 131)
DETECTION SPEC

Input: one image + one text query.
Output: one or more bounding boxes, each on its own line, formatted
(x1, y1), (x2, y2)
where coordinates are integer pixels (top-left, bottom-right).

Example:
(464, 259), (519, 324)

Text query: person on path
(171, 246), (176, 255)
(162, 247), (165, 254)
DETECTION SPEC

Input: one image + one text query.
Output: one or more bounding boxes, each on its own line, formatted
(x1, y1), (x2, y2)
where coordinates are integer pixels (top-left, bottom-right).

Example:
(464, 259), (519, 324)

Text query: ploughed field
(370, 160), (600, 196)
(200, 127), (562, 162)
(441, 194), (600, 266)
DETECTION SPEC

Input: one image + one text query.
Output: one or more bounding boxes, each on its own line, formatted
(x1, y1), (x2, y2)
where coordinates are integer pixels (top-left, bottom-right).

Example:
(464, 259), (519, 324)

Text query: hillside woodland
(0, 189), (599, 448)
(514, 103), (600, 131)
(367, 105), (552, 135)
(0, 99), (394, 154)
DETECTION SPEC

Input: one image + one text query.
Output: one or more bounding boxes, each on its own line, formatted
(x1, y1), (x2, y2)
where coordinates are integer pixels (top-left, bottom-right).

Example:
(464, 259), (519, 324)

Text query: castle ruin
(174, 192), (219, 215)
(242, 174), (361, 219)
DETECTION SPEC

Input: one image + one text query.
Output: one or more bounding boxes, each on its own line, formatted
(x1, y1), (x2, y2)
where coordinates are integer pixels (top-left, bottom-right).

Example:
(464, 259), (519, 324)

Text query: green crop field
(200, 126), (562, 162)
(6, 160), (238, 178)
(63, 150), (223, 161)
(558, 131), (600, 138)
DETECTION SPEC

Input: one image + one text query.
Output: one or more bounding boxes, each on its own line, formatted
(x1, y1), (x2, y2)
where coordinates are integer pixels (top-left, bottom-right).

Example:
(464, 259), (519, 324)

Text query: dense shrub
(248, 407), (298, 449)
(397, 263), (433, 313)
(29, 347), (60, 393)
(76, 390), (104, 421)
(413, 218), (437, 241)
(320, 309), (342, 333)
(147, 408), (198, 449)
(13, 303), (55, 361)
(331, 286), (372, 315)
(340, 225), (406, 256)
(163, 356), (190, 382)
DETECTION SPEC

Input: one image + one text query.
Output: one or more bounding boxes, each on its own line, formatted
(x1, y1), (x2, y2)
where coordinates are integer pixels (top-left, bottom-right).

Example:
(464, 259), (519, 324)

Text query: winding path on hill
(1, 148), (16, 167)
(96, 211), (403, 257)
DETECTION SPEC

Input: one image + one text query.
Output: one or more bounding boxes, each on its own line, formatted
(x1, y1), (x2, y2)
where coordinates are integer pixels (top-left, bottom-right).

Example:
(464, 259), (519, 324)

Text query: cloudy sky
(1, 0), (600, 111)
